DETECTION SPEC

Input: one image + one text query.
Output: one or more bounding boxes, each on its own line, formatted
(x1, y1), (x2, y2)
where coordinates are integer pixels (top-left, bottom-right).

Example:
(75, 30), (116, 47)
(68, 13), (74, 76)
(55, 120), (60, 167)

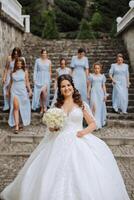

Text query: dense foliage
(77, 19), (95, 39)
(42, 10), (59, 39)
(19, 0), (130, 38)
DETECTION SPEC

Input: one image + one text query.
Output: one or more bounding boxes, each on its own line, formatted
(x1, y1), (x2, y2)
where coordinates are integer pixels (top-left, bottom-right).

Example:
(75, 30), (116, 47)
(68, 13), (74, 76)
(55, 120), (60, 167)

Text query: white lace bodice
(62, 107), (83, 134)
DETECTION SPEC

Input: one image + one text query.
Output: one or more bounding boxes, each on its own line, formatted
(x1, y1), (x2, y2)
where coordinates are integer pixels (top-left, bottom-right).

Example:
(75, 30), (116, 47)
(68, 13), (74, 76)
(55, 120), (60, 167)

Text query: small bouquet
(42, 107), (66, 133)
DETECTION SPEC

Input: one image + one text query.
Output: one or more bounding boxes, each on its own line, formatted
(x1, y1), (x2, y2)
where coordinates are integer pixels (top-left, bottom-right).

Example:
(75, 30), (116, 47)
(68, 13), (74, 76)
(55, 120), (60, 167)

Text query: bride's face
(60, 80), (74, 98)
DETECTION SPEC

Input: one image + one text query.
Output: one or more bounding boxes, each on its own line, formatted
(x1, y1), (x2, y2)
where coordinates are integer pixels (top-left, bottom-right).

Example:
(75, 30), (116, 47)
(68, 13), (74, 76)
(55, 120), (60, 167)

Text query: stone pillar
(22, 15), (30, 33)
(122, 27), (134, 70)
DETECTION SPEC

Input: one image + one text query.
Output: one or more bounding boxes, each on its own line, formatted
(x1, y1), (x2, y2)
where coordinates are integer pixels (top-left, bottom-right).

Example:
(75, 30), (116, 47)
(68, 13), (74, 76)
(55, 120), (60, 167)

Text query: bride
(0, 74), (130, 200)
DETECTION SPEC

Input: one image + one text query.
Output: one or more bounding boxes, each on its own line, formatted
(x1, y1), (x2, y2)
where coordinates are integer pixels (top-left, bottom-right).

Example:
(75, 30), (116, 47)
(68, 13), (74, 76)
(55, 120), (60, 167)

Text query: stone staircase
(0, 33), (134, 199)
(0, 33), (134, 126)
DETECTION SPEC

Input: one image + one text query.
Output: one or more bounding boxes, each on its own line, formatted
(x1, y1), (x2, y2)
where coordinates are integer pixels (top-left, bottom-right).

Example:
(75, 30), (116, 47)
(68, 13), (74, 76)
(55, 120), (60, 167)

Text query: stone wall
(0, 3), (24, 83)
(116, 5), (134, 71)
(122, 25), (134, 71)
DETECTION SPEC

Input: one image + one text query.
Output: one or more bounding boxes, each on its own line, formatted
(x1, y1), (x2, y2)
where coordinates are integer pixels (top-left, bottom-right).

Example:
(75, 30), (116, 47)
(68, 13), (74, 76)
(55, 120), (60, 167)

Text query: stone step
(0, 107), (134, 117)
(106, 100), (134, 106)
(107, 119), (134, 127)
(0, 112), (42, 125)
(106, 106), (134, 112)
(0, 132), (133, 158)
(107, 88), (134, 93)
(6, 133), (134, 146)
(0, 145), (134, 158)
(107, 113), (134, 120)
(48, 87), (134, 93)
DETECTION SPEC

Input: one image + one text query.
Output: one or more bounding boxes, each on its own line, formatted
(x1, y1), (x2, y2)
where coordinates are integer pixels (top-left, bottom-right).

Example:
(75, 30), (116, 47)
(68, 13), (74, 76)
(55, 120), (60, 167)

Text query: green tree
(55, 0), (83, 19)
(92, 0), (130, 32)
(55, 0), (86, 32)
(91, 11), (103, 31)
(110, 20), (117, 38)
(42, 10), (59, 39)
(55, 8), (79, 32)
(77, 19), (95, 39)
(18, 0), (130, 37)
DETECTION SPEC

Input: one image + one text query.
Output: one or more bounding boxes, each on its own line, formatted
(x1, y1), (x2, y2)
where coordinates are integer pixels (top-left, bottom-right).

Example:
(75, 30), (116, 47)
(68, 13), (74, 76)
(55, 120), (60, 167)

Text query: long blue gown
(32, 58), (51, 110)
(8, 69), (31, 127)
(88, 74), (107, 129)
(3, 60), (15, 111)
(109, 63), (129, 113)
(70, 56), (89, 102)
(3, 57), (26, 111)
(51, 67), (71, 107)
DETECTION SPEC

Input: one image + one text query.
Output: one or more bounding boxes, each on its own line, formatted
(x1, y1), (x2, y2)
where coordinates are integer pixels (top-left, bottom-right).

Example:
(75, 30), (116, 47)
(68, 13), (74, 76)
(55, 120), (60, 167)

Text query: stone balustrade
(117, 7), (134, 33)
(0, 0), (23, 26)
(116, 1), (134, 70)
(0, 0), (30, 32)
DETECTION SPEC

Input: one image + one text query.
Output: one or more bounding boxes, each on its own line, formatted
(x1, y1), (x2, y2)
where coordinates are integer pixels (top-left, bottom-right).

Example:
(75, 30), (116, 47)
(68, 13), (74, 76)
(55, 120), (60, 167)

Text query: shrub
(55, 0), (83, 19)
(109, 20), (117, 38)
(77, 19), (95, 39)
(55, 8), (79, 32)
(91, 11), (103, 31)
(42, 10), (59, 39)
(71, 0), (86, 7)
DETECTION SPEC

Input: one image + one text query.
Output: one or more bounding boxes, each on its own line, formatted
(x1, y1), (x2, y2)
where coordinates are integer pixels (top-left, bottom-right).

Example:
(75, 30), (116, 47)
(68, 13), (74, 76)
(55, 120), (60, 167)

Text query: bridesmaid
(2, 47), (23, 111)
(8, 58), (32, 133)
(70, 48), (89, 102)
(109, 54), (130, 114)
(51, 58), (71, 107)
(88, 62), (107, 129)
(32, 48), (52, 113)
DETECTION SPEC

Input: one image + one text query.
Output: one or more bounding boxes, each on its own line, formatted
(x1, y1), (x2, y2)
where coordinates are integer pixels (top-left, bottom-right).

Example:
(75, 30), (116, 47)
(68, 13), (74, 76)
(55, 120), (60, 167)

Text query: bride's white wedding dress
(0, 103), (130, 200)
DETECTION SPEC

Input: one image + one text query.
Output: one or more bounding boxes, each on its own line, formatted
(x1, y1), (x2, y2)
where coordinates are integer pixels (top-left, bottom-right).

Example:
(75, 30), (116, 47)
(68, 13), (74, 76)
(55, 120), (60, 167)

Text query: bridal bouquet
(42, 107), (66, 132)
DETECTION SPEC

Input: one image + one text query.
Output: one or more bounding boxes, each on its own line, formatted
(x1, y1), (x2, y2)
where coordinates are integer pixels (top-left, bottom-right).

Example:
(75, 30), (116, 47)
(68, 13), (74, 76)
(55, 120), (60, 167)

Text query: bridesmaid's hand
(112, 80), (116, 84)
(77, 130), (87, 138)
(29, 90), (33, 98)
(2, 77), (6, 85)
(87, 94), (90, 100)
(6, 90), (10, 97)
(103, 96), (107, 102)
(127, 82), (131, 88)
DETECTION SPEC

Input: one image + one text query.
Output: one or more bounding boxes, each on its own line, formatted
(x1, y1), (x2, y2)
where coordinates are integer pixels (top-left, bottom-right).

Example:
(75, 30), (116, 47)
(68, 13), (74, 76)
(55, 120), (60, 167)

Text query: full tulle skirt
(0, 128), (130, 200)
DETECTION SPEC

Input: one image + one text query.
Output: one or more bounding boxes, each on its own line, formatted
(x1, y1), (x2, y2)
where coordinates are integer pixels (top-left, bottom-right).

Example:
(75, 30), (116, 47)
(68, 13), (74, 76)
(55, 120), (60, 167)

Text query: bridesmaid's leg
(13, 96), (19, 133)
(40, 86), (47, 113)
(91, 103), (96, 115)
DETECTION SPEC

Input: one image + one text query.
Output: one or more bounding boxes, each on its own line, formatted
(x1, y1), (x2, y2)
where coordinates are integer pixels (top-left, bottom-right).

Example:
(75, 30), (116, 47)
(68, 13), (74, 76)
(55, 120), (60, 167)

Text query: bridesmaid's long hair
(55, 74), (83, 108)
(13, 58), (25, 73)
(11, 47), (22, 59)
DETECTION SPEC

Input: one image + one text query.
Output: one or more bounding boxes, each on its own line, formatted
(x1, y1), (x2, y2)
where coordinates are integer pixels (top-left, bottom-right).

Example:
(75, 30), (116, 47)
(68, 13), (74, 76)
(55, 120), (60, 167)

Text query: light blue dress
(3, 60), (15, 111)
(8, 69), (31, 127)
(3, 57), (25, 111)
(32, 58), (51, 110)
(56, 67), (71, 77)
(109, 63), (129, 113)
(88, 74), (107, 129)
(70, 56), (89, 102)
(51, 67), (71, 107)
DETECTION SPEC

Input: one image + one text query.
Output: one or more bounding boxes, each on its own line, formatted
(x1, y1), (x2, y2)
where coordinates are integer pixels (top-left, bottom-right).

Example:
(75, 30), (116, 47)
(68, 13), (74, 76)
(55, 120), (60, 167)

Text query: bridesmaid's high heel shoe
(43, 107), (47, 113)
(19, 125), (23, 131)
(14, 129), (19, 134)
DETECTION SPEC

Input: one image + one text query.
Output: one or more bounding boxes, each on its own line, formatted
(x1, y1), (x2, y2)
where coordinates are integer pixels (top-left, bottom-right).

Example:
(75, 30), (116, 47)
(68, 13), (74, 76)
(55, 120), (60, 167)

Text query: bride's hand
(49, 127), (60, 132)
(77, 130), (86, 138)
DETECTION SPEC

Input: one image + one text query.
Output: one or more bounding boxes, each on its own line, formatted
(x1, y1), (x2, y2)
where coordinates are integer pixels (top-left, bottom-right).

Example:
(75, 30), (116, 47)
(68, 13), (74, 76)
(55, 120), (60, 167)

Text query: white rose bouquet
(42, 108), (66, 132)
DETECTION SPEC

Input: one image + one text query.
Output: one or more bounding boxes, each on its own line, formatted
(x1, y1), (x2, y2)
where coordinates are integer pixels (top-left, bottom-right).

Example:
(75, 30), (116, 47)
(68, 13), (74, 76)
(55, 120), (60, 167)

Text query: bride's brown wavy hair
(55, 74), (83, 108)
